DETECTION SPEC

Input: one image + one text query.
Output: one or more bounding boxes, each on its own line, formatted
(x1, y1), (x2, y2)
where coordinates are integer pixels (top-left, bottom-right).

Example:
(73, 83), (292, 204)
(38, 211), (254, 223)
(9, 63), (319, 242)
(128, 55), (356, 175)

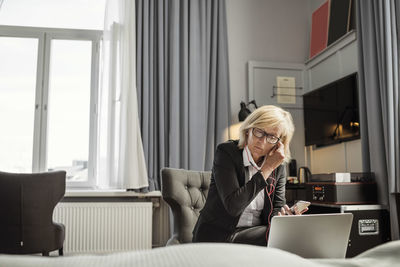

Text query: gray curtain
(357, 0), (400, 239)
(136, 0), (231, 190)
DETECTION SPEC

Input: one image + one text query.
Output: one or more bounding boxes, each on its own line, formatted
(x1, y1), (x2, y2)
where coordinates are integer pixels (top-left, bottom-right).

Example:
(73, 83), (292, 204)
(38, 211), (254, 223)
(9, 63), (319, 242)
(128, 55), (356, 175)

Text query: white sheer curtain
(97, 0), (148, 189)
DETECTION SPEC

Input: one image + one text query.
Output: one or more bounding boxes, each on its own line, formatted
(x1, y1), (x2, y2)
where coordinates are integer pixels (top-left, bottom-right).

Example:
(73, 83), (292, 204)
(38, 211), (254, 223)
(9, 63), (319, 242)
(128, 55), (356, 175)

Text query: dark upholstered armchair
(0, 171), (66, 256)
(161, 168), (211, 245)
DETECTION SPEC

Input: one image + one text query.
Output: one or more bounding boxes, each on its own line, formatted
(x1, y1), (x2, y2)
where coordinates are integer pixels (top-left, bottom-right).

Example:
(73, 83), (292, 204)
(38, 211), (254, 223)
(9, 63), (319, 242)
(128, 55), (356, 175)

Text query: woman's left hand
(277, 204), (308, 216)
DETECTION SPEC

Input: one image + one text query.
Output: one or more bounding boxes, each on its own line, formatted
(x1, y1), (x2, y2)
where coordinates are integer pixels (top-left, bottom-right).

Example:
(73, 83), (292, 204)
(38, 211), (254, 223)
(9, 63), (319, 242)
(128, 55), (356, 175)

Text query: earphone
(265, 170), (276, 243)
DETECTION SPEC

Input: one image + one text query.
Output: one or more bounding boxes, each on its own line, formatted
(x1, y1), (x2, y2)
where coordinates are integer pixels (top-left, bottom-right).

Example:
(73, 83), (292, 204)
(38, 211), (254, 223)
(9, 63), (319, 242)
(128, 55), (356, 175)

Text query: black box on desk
(285, 183), (306, 207)
(305, 182), (377, 204)
(309, 204), (391, 257)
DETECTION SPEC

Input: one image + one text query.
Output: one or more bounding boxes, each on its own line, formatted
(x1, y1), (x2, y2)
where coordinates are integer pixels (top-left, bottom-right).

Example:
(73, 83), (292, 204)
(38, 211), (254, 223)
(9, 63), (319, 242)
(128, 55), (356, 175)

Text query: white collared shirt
(236, 146), (265, 227)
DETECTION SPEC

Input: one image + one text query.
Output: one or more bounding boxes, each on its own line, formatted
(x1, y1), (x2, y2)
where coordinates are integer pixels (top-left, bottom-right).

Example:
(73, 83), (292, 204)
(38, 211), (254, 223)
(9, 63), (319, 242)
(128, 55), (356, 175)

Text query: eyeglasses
(252, 128), (280, 144)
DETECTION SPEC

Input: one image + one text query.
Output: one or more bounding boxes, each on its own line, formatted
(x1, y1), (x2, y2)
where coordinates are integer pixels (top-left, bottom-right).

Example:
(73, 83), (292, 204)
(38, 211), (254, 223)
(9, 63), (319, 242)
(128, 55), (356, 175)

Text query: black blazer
(192, 140), (287, 242)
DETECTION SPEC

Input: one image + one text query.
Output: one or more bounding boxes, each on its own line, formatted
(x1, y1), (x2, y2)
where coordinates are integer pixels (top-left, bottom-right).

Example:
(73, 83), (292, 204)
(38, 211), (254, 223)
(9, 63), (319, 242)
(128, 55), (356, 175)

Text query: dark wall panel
(327, 0), (351, 46)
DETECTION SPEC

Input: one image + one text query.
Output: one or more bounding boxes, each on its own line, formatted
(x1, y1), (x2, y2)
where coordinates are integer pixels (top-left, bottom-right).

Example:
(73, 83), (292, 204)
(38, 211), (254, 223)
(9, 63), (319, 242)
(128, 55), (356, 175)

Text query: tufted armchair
(161, 168), (211, 245)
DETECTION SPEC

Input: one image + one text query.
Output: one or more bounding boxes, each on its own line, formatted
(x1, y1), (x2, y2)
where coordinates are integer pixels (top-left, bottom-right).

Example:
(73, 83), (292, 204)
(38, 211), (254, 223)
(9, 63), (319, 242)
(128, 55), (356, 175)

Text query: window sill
(62, 190), (162, 207)
(65, 189), (161, 198)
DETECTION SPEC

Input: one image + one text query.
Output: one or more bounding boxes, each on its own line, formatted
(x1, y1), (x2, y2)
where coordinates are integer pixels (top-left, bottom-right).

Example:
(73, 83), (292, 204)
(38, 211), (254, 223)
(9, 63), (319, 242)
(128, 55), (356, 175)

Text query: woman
(192, 105), (307, 246)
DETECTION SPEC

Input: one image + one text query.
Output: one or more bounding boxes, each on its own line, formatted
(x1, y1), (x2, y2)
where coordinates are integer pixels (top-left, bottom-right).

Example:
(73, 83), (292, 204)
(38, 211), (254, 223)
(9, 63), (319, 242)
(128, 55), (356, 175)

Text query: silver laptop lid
(267, 213), (353, 258)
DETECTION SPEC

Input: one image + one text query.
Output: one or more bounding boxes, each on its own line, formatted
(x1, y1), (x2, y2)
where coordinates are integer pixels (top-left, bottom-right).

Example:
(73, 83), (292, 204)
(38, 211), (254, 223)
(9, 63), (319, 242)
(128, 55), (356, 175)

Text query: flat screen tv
(303, 72), (360, 147)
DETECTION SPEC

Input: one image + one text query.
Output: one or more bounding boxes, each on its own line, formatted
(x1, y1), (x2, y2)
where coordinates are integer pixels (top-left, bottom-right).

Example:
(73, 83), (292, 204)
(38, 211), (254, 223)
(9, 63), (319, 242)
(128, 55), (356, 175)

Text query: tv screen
(303, 73), (360, 147)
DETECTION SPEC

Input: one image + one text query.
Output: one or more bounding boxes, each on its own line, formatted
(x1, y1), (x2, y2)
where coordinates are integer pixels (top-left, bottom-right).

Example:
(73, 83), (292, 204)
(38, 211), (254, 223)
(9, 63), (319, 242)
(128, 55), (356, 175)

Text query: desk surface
(286, 183), (305, 189)
(310, 202), (387, 211)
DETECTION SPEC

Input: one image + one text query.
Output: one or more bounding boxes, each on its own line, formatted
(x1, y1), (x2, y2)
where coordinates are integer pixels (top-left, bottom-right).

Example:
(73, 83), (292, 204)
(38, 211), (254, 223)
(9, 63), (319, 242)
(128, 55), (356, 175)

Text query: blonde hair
(238, 105), (295, 163)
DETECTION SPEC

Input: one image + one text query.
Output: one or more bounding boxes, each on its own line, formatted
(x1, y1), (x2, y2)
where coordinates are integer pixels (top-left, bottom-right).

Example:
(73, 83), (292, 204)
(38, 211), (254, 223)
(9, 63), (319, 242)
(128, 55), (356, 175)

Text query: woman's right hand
(261, 141), (285, 179)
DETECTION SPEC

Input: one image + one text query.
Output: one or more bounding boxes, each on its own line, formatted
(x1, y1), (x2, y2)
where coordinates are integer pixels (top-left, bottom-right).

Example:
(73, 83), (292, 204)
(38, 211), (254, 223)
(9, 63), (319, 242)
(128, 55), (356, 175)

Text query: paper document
(276, 76), (296, 104)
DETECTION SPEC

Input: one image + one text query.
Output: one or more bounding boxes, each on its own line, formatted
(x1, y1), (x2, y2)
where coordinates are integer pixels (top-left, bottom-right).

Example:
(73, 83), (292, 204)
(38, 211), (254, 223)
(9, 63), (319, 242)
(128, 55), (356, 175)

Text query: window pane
(0, 0), (106, 30)
(47, 40), (92, 182)
(0, 37), (38, 172)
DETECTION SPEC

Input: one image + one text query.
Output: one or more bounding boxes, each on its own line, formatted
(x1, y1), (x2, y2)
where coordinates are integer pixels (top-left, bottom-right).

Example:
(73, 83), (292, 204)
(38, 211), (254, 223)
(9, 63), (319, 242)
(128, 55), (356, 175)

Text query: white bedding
(0, 241), (399, 267)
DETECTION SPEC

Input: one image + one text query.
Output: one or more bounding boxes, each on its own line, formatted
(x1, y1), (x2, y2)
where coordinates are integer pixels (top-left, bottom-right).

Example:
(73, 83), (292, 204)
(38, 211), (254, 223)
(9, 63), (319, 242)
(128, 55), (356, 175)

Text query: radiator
(152, 198), (171, 247)
(53, 202), (153, 254)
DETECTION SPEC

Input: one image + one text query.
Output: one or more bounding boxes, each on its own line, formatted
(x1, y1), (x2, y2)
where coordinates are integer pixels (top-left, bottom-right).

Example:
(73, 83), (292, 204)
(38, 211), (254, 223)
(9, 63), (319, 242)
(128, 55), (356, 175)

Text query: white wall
(226, 0), (311, 123)
(309, 140), (362, 174)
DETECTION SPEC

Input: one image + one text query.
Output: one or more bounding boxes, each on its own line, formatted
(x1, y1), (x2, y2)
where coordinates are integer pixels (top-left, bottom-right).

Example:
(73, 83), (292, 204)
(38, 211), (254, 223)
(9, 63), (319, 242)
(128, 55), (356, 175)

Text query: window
(0, 26), (101, 187)
(0, 0), (106, 30)
(0, 36), (38, 172)
(47, 39), (93, 183)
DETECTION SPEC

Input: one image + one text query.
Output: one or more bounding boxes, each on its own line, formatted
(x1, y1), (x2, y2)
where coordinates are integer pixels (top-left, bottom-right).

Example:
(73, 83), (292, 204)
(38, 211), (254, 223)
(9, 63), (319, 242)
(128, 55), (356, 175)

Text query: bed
(0, 240), (398, 267)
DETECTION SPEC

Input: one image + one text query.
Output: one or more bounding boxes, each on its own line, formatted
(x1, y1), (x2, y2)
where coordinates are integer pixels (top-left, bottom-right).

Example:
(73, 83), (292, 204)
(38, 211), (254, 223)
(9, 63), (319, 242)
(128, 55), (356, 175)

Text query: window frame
(0, 25), (102, 188)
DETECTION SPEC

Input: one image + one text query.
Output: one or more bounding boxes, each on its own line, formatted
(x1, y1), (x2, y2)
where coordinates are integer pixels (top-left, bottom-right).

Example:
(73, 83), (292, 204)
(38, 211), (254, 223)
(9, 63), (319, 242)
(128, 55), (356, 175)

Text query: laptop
(267, 213), (353, 258)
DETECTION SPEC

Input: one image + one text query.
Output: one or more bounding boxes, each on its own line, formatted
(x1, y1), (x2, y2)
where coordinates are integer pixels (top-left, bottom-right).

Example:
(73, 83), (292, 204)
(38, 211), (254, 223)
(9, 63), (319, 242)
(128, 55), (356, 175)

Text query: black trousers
(229, 225), (267, 246)
(193, 216), (267, 246)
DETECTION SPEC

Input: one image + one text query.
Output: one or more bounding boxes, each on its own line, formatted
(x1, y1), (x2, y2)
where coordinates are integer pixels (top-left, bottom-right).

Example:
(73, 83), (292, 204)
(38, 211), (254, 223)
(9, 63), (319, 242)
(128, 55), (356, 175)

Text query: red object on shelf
(310, 0), (330, 59)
